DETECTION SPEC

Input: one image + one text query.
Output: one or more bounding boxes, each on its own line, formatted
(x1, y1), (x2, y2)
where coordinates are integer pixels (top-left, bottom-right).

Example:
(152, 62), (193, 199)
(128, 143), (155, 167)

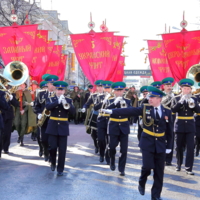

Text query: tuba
(0, 61), (29, 100)
(186, 64), (200, 88)
(3, 61), (29, 86)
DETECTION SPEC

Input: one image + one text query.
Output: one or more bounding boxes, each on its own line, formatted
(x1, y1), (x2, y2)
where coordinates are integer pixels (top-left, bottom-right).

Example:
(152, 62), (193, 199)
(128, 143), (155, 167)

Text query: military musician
(46, 81), (75, 176)
(103, 86), (173, 200)
(171, 78), (200, 175)
(34, 74), (58, 161)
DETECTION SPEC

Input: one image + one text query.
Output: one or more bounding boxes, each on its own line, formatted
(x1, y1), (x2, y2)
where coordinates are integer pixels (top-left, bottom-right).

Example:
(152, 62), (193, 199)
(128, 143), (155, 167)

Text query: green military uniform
(14, 89), (37, 146)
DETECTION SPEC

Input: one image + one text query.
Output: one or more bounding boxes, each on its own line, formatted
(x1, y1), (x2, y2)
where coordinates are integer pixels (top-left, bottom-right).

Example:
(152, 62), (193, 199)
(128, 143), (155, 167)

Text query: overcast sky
(41, 0), (200, 70)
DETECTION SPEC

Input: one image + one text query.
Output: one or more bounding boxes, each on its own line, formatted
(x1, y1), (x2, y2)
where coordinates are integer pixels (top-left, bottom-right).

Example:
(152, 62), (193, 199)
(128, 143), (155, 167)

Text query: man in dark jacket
(103, 86), (173, 200)
(46, 81), (75, 176)
(171, 78), (200, 175)
(2, 91), (19, 153)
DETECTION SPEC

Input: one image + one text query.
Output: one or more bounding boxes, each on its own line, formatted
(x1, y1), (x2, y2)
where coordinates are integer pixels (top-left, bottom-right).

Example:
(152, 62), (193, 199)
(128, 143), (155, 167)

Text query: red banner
(44, 45), (62, 76)
(30, 30), (49, 79)
(110, 56), (125, 82)
(57, 54), (67, 81)
(70, 32), (114, 84)
(162, 30), (200, 82)
(147, 40), (174, 82)
(107, 36), (124, 80)
(37, 40), (55, 83)
(0, 24), (38, 68)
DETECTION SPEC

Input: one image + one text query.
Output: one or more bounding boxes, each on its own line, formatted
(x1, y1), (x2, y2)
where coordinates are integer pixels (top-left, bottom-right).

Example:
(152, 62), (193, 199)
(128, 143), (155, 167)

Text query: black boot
(110, 157), (116, 171)
(196, 140), (200, 157)
(20, 137), (24, 146)
(17, 136), (21, 143)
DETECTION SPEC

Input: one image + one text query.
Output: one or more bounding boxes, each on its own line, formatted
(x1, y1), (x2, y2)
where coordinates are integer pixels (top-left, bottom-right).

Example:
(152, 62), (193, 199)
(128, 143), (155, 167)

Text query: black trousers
(48, 134), (68, 173)
(139, 149), (166, 198)
(176, 132), (194, 171)
(36, 127), (43, 152)
(165, 132), (175, 163)
(97, 120), (109, 162)
(2, 119), (13, 152)
(91, 129), (98, 149)
(109, 132), (128, 172)
(41, 120), (49, 157)
(0, 130), (2, 158)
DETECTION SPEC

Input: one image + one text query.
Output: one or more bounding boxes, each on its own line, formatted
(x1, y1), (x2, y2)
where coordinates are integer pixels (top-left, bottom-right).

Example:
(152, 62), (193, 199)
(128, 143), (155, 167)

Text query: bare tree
(0, 0), (41, 26)
(78, 66), (90, 89)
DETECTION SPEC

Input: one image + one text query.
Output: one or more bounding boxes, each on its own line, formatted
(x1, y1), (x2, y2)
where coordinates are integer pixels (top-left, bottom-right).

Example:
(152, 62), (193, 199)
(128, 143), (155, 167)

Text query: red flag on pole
(70, 32), (114, 84)
(44, 45), (62, 76)
(37, 40), (55, 83)
(147, 40), (174, 82)
(110, 56), (125, 82)
(30, 30), (49, 79)
(162, 30), (200, 82)
(107, 36), (124, 80)
(0, 24), (38, 69)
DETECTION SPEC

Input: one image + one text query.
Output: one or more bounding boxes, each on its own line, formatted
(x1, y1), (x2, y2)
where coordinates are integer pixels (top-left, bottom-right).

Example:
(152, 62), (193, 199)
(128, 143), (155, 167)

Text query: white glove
(38, 114), (42, 120)
(82, 108), (86, 113)
(101, 109), (113, 114)
(133, 123), (137, 127)
(62, 98), (67, 105)
(9, 94), (13, 101)
(58, 95), (64, 104)
(114, 97), (122, 105)
(166, 149), (172, 154)
(179, 96), (185, 104)
(30, 102), (34, 106)
(146, 94), (150, 100)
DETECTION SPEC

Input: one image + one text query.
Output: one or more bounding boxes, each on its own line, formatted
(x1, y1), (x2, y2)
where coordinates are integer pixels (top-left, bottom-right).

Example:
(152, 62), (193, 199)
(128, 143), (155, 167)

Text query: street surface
(0, 124), (200, 200)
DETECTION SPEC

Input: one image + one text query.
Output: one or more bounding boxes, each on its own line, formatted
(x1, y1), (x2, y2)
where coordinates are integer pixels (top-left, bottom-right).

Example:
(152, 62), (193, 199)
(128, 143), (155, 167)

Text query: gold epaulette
(138, 99), (143, 101)
(124, 97), (130, 100)
(108, 97), (114, 100)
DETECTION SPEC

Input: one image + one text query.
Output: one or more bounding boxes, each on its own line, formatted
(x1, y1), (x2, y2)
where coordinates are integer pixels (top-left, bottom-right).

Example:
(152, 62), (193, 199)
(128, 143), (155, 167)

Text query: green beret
(53, 81), (68, 89)
(179, 78), (194, 87)
(42, 74), (51, 80)
(140, 86), (148, 93)
(147, 86), (166, 98)
(162, 77), (174, 85)
(45, 75), (59, 83)
(112, 82), (126, 90)
(94, 80), (104, 86)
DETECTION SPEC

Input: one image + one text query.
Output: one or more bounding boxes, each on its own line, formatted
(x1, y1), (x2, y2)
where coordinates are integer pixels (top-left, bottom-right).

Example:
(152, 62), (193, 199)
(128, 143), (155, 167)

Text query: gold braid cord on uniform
(143, 104), (154, 127)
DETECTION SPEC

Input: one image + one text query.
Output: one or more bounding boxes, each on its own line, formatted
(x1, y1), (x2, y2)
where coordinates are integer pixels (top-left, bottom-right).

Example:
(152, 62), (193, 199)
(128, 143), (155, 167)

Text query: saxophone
(37, 108), (51, 127)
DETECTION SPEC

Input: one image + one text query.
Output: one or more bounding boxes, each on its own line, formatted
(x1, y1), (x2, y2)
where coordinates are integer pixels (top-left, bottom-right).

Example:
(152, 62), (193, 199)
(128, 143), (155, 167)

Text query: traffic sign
(124, 70), (152, 76)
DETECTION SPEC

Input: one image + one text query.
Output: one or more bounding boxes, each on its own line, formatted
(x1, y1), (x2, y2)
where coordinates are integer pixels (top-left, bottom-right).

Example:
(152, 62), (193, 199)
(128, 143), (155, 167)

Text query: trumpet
(188, 98), (195, 108)
(60, 95), (70, 110)
(120, 99), (127, 108)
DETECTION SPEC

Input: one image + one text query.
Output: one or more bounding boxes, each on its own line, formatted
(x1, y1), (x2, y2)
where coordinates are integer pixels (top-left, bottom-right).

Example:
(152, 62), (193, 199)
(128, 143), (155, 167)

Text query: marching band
(1, 61), (200, 200)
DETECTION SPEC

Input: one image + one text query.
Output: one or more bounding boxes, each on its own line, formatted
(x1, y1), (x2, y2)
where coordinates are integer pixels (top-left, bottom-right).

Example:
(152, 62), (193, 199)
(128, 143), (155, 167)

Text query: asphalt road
(0, 123), (200, 200)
